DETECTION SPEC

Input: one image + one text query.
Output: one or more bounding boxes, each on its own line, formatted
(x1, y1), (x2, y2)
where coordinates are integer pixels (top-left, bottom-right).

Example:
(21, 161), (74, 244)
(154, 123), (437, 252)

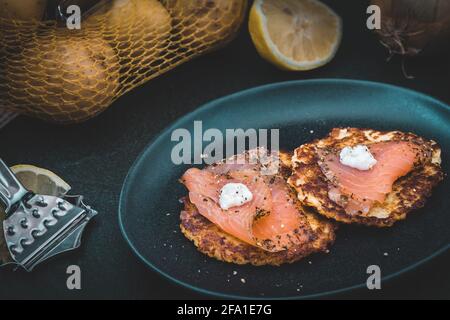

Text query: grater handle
(0, 159), (29, 214)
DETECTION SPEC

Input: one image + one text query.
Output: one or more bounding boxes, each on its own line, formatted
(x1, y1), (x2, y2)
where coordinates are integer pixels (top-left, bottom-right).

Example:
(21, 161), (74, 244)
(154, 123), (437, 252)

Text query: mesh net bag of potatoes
(0, 0), (247, 124)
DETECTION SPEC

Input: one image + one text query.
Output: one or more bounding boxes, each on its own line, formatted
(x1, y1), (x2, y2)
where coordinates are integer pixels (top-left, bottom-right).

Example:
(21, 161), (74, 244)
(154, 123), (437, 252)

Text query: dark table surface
(0, 0), (449, 299)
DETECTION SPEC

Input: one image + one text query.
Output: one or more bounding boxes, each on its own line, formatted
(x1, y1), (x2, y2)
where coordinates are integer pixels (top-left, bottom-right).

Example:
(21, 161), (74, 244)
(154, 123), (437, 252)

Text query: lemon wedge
(10, 165), (71, 196)
(249, 0), (342, 71)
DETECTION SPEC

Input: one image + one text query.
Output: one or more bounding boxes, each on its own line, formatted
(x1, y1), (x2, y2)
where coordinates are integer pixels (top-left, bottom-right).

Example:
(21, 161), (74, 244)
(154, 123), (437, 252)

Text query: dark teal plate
(119, 79), (450, 299)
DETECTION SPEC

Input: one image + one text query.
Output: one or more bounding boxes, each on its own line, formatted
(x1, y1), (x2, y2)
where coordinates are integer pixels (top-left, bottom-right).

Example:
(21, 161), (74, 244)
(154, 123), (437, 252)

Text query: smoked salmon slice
(181, 150), (309, 252)
(318, 141), (421, 215)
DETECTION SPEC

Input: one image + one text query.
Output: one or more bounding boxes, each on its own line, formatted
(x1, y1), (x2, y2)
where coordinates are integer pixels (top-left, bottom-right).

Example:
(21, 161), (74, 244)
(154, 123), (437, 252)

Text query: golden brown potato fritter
(288, 128), (444, 227)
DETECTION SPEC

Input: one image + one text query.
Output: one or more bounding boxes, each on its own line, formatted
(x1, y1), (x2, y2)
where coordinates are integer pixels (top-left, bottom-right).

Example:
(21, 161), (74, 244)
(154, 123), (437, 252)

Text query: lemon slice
(10, 165), (71, 196)
(249, 0), (342, 71)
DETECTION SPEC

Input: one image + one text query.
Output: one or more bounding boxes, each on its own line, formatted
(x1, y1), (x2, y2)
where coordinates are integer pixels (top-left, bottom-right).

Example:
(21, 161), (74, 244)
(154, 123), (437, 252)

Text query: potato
(0, 0), (47, 52)
(164, 0), (247, 46)
(0, 0), (47, 20)
(2, 33), (120, 123)
(87, 0), (172, 67)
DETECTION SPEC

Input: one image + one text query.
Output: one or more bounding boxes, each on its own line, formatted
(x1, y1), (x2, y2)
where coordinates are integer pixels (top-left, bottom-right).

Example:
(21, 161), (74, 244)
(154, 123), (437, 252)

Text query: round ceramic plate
(119, 79), (450, 299)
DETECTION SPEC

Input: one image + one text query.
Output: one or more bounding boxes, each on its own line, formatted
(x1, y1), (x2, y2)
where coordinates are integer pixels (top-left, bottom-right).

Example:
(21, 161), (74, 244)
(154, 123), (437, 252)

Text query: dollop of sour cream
(219, 183), (253, 210)
(339, 145), (377, 171)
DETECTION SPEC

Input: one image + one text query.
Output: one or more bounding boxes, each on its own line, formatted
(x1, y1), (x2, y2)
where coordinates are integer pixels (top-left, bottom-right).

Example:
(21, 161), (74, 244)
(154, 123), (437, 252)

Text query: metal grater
(0, 159), (97, 271)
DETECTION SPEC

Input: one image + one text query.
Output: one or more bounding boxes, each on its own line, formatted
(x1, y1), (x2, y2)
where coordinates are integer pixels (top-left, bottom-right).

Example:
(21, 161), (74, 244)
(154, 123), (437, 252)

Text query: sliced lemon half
(11, 165), (71, 196)
(249, 0), (342, 71)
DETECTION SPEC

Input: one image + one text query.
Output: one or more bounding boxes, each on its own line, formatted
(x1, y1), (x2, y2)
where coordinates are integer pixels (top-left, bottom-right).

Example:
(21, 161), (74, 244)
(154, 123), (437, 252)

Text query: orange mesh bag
(0, 0), (247, 123)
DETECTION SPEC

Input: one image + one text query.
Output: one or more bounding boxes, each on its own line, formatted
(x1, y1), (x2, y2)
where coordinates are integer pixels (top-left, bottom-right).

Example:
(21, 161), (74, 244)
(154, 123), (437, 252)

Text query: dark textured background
(0, 0), (448, 299)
